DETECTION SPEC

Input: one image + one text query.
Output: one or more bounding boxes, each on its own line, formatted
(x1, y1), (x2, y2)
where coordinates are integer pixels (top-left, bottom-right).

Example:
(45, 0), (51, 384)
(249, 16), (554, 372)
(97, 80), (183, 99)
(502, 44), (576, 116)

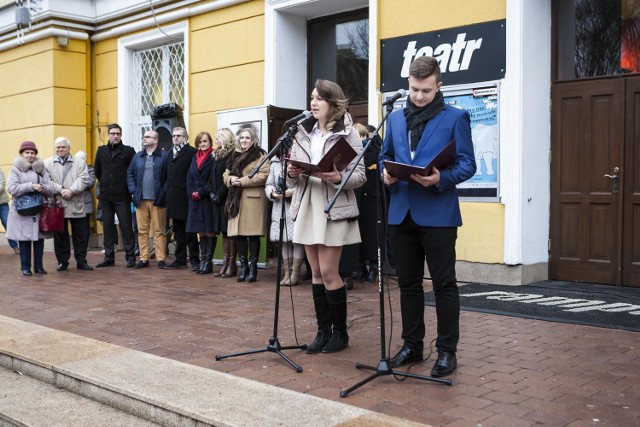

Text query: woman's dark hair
(314, 79), (348, 131)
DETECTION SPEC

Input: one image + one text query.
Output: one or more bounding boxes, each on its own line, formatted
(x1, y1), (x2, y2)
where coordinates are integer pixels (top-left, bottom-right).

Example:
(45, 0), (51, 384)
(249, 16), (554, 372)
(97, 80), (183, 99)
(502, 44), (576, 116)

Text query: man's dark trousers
(171, 218), (199, 264)
(101, 200), (135, 262)
(389, 214), (459, 354)
(54, 216), (90, 265)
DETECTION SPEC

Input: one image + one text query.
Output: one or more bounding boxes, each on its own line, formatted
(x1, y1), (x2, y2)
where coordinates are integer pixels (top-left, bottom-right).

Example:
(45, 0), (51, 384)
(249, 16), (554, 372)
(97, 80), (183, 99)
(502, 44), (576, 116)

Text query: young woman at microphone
(286, 79), (365, 353)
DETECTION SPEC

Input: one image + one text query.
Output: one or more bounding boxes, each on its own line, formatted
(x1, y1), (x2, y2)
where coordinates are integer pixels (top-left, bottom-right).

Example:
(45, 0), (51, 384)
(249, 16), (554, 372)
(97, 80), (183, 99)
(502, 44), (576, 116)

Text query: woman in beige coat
(223, 127), (269, 283)
(287, 79), (365, 354)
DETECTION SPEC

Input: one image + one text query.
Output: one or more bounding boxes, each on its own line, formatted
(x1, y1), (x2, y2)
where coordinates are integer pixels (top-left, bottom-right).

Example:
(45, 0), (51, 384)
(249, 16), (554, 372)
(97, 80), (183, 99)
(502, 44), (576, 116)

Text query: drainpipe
(0, 27), (88, 52)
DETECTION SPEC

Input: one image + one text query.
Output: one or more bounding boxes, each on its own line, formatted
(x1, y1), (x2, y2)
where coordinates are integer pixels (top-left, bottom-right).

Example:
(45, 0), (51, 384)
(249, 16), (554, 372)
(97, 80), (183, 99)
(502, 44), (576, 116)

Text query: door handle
(604, 166), (619, 194)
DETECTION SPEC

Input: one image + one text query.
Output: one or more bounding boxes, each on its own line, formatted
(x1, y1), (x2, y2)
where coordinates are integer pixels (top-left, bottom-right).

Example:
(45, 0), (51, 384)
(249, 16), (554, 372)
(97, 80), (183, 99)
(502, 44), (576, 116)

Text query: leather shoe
(57, 262), (69, 272)
(134, 260), (149, 269)
(431, 350), (457, 377)
(77, 264), (94, 271)
(165, 261), (187, 269)
(126, 258), (136, 268)
(95, 260), (115, 268)
(21, 269), (32, 276)
(390, 345), (423, 368)
(34, 268), (47, 275)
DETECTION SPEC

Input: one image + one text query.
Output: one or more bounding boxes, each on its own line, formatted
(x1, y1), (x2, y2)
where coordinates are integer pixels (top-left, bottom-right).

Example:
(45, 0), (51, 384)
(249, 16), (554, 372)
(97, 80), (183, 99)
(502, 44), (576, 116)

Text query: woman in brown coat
(223, 127), (269, 283)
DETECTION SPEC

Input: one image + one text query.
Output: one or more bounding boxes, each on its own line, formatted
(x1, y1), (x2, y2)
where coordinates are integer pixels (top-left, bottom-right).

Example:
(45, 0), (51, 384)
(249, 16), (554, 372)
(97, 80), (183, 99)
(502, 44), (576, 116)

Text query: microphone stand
(327, 103), (452, 398)
(215, 123), (307, 372)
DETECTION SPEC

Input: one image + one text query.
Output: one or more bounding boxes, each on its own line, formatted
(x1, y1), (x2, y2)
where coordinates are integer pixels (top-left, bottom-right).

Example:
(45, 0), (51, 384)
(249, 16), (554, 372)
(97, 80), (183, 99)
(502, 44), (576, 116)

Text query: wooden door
(622, 76), (640, 287)
(550, 79), (624, 285)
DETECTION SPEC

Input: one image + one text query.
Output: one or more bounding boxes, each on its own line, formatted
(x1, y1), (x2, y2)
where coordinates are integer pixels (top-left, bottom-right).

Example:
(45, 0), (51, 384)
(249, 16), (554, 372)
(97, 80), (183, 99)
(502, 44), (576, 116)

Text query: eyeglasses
(109, 132), (122, 136)
(172, 134), (184, 138)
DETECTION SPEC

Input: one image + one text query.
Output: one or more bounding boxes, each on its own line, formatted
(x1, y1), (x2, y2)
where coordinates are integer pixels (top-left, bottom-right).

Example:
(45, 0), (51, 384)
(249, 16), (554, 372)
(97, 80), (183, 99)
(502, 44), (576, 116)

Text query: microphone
(284, 110), (311, 126)
(382, 89), (407, 106)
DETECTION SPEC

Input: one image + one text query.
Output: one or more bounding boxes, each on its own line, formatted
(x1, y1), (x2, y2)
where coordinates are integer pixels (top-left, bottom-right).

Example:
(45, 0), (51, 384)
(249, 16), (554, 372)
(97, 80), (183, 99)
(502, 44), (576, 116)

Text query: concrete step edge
(0, 315), (427, 427)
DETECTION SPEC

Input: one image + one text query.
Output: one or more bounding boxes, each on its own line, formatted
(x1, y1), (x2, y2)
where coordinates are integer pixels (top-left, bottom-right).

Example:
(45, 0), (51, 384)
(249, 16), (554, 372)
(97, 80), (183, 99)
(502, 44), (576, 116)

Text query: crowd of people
(1, 56), (475, 376)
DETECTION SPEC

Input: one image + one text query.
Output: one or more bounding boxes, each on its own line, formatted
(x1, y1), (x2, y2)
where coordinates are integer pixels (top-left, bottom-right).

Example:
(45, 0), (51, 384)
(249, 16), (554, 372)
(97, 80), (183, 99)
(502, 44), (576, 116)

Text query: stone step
(0, 366), (159, 427)
(0, 315), (426, 427)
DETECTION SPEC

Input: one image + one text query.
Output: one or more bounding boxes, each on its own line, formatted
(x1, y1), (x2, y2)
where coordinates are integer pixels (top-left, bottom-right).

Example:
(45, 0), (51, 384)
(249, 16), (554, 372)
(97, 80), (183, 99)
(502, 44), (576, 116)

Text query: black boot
(199, 236), (215, 275)
(323, 287), (349, 353)
(196, 236), (207, 273)
(306, 284), (331, 354)
(247, 237), (260, 283)
(364, 264), (378, 283)
(236, 238), (248, 282)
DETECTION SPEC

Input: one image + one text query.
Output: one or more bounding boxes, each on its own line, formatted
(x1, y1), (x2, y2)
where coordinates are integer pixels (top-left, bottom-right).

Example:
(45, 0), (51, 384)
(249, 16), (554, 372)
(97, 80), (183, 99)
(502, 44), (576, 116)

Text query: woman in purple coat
(7, 141), (55, 276)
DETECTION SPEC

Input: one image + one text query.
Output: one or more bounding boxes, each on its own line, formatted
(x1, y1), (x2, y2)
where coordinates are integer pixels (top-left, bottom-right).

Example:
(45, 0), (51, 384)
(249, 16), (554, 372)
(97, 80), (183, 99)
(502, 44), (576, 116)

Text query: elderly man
(44, 137), (92, 271)
(126, 130), (168, 269)
(165, 127), (199, 269)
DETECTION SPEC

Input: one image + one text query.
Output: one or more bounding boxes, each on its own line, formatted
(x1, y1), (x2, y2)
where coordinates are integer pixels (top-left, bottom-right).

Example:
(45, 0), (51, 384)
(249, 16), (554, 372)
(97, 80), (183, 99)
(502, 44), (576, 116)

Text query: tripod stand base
(339, 358), (452, 397)
(215, 338), (307, 373)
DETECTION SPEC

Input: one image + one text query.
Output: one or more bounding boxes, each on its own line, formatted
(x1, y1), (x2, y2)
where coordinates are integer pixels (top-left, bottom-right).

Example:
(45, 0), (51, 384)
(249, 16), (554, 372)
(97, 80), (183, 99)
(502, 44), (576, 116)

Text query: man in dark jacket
(127, 130), (168, 269)
(165, 127), (199, 269)
(94, 123), (136, 268)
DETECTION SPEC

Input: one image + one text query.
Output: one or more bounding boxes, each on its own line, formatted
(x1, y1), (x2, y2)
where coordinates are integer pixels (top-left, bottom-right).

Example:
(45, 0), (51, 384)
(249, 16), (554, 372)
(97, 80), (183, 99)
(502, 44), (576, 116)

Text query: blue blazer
(381, 104), (476, 227)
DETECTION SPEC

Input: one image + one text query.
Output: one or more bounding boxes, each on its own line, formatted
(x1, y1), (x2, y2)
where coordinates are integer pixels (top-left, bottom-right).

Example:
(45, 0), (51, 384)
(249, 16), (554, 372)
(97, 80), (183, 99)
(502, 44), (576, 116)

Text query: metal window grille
(133, 42), (185, 146)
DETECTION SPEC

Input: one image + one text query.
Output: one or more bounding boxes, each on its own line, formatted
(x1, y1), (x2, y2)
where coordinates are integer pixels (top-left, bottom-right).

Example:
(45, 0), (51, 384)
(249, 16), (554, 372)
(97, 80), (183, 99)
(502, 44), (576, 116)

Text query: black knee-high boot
(323, 286), (349, 353)
(247, 236), (260, 283)
(306, 284), (331, 354)
(198, 236), (215, 274)
(236, 237), (248, 282)
(196, 236), (207, 273)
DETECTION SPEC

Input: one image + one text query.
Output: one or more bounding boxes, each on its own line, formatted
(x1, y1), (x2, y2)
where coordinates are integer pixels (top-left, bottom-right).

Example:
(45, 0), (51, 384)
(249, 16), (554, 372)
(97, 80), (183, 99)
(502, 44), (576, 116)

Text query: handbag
(39, 196), (64, 233)
(14, 192), (45, 216)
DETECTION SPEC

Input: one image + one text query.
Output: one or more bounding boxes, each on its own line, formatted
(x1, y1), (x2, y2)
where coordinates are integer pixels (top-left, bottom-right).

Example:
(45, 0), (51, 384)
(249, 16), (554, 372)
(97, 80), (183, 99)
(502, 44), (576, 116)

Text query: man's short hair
(409, 56), (441, 83)
(54, 136), (71, 148)
(173, 127), (188, 140)
(108, 123), (122, 133)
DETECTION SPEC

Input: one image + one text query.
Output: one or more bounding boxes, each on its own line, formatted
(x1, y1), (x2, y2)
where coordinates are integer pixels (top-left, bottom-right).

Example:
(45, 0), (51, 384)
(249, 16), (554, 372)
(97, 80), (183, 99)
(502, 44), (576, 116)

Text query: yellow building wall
(91, 0), (264, 149)
(379, 0), (506, 264)
(189, 0), (265, 134)
(0, 37), (89, 185)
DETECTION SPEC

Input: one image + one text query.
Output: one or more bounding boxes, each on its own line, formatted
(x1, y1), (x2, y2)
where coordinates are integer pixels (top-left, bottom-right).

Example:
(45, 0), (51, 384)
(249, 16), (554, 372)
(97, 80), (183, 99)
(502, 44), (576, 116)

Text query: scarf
(403, 90), (445, 152)
(225, 145), (264, 219)
(196, 148), (212, 170)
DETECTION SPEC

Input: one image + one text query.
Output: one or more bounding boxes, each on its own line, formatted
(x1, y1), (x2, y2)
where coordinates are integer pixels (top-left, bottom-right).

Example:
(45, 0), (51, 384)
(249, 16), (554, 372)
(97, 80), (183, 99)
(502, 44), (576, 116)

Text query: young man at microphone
(381, 56), (476, 376)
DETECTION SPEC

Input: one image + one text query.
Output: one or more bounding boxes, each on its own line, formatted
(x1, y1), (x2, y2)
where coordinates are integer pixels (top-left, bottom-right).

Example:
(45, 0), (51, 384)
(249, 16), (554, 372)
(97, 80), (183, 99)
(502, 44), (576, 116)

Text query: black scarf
(403, 91), (445, 152)
(225, 145), (264, 219)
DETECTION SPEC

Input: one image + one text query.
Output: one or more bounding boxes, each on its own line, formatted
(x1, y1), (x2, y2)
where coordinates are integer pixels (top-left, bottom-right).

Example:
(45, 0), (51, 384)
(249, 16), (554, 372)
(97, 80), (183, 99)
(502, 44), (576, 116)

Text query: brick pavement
(0, 246), (639, 426)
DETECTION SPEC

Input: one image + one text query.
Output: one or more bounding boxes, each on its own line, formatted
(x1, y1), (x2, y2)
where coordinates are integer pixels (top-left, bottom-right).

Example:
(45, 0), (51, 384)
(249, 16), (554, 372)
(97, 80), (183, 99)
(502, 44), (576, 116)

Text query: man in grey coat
(44, 137), (92, 271)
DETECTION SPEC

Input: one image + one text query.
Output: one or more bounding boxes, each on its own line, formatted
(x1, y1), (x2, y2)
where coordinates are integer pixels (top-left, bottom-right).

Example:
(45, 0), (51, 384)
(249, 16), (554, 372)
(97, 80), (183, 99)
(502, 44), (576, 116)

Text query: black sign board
(381, 20), (506, 90)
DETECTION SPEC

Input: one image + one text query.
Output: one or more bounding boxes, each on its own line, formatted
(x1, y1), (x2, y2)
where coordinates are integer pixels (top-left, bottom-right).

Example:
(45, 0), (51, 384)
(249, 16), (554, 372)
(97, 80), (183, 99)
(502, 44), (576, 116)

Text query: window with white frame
(118, 22), (188, 151)
(132, 42), (185, 144)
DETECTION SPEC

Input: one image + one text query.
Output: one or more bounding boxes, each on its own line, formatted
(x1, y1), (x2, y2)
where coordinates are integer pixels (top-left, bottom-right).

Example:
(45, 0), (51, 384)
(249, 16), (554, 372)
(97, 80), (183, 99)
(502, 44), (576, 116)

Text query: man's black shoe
(126, 259), (136, 268)
(431, 351), (457, 377)
(96, 260), (115, 268)
(190, 260), (200, 271)
(22, 269), (32, 276)
(77, 264), (94, 271)
(165, 261), (187, 269)
(34, 268), (47, 275)
(57, 262), (69, 272)
(157, 261), (166, 269)
(390, 345), (423, 368)
(134, 260), (149, 269)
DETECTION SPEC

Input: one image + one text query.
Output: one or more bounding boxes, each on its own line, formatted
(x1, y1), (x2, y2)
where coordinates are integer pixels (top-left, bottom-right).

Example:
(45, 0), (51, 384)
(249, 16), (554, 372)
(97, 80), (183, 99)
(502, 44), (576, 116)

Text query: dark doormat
(424, 281), (640, 332)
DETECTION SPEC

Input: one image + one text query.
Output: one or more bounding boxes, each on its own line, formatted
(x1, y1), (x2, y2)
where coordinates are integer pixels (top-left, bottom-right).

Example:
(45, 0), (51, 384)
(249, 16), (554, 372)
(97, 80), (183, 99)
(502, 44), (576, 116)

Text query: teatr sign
(380, 20), (506, 90)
